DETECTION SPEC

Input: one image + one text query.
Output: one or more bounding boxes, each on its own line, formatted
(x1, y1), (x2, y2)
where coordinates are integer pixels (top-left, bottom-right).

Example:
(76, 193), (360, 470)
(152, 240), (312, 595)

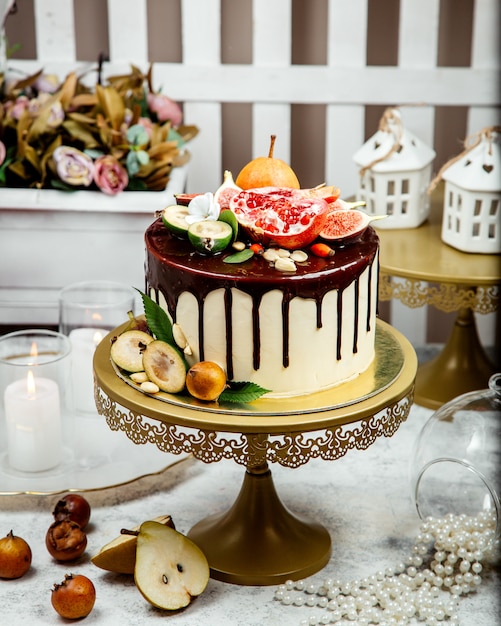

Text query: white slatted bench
(1, 0), (499, 347)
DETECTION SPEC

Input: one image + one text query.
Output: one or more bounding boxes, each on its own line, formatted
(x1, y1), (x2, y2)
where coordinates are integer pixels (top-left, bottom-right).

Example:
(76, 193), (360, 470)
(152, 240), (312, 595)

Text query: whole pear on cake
(235, 135), (300, 189)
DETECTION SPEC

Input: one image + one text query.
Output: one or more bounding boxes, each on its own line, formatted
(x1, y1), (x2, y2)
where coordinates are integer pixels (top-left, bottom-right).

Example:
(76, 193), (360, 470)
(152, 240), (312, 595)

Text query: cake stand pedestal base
(415, 307), (497, 409)
(188, 462), (331, 586)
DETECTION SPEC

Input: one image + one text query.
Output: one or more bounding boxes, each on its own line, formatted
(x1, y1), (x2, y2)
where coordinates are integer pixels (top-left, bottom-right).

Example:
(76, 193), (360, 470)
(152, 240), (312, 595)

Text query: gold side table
(377, 187), (500, 409)
(94, 320), (417, 586)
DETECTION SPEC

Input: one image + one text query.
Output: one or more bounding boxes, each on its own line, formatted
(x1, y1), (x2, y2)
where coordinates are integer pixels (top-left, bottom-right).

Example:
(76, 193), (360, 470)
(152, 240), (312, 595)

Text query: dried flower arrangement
(0, 63), (198, 195)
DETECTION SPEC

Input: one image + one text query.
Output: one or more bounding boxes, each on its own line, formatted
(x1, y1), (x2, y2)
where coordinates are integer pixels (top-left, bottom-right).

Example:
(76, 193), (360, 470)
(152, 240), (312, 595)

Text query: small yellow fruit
(0, 530), (32, 579)
(186, 361), (227, 401)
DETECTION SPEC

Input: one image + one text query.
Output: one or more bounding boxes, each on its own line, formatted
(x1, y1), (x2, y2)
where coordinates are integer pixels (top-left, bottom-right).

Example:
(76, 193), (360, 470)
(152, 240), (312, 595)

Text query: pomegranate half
(229, 187), (330, 250)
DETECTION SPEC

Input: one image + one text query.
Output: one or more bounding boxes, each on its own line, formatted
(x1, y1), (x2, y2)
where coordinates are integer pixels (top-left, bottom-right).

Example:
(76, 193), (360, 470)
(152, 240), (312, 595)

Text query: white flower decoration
(185, 192), (221, 224)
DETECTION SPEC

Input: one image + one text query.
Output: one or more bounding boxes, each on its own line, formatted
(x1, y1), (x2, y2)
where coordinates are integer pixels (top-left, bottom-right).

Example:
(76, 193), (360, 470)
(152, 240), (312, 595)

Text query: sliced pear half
(135, 521), (210, 610)
(91, 515), (175, 574)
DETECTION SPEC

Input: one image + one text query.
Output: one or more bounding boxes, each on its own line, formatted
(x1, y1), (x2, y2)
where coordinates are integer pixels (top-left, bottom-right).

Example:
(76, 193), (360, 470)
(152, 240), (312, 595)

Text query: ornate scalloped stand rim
(94, 387), (413, 585)
(379, 275), (500, 315)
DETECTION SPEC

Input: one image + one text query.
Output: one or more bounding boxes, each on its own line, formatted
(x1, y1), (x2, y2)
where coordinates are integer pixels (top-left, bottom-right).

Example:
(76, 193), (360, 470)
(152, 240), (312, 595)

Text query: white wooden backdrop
(1, 0), (500, 347)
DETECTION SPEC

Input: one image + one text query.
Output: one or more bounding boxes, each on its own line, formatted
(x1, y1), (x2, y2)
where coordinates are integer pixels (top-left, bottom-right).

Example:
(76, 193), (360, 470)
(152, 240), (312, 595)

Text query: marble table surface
(0, 398), (499, 625)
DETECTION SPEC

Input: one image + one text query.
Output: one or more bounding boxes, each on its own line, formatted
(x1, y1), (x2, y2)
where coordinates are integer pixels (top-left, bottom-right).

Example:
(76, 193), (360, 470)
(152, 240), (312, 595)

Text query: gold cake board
(94, 320), (417, 585)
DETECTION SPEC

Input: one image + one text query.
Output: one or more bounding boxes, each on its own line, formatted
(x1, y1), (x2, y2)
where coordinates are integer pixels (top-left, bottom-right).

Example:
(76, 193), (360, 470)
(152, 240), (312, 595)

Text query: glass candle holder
(410, 373), (501, 544)
(59, 280), (136, 414)
(0, 330), (73, 474)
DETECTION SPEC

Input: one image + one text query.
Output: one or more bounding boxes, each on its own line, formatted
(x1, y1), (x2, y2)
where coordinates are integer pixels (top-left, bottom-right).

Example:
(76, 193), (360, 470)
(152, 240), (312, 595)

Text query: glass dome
(410, 373), (501, 545)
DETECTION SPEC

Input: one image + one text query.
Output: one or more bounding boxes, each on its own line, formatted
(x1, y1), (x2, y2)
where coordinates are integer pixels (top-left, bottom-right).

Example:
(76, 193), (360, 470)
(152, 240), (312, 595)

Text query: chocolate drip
(282, 294), (291, 368)
(316, 300), (323, 328)
(224, 287), (233, 380)
(367, 263), (373, 332)
(353, 277), (360, 354)
(336, 289), (343, 361)
(251, 294), (262, 370)
(145, 220), (379, 375)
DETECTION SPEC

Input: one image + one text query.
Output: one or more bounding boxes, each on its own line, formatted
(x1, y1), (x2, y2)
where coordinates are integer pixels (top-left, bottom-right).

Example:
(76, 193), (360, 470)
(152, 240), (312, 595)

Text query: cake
(144, 192), (379, 398)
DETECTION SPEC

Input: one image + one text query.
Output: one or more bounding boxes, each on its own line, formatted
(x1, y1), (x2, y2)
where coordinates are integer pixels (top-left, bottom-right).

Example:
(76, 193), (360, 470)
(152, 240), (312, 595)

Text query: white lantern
(353, 108), (436, 229)
(439, 127), (501, 254)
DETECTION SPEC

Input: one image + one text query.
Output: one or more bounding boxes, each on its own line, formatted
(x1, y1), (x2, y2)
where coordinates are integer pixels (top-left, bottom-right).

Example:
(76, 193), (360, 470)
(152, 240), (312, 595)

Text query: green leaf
(223, 249), (254, 264)
(84, 148), (105, 159)
(136, 149), (150, 165)
(167, 127), (186, 148)
(126, 177), (148, 191)
(0, 147), (16, 184)
(135, 289), (188, 368)
(126, 151), (140, 175)
(220, 381), (270, 403)
(135, 289), (174, 344)
(126, 124), (149, 146)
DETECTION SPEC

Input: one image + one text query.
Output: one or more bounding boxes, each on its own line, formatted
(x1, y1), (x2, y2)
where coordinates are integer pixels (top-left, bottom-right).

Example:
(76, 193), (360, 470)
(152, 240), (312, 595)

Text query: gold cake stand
(94, 320), (417, 586)
(377, 186), (500, 409)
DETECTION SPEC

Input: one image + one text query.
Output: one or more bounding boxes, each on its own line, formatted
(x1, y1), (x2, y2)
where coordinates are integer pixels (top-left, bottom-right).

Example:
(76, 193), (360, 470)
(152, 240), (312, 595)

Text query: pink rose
(0, 141), (6, 166)
(146, 92), (183, 126)
(53, 146), (94, 187)
(93, 155), (129, 195)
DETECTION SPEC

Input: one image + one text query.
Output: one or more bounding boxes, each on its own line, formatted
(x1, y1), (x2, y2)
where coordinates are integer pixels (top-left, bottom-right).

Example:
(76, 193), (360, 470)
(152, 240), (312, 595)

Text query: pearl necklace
(274, 511), (498, 626)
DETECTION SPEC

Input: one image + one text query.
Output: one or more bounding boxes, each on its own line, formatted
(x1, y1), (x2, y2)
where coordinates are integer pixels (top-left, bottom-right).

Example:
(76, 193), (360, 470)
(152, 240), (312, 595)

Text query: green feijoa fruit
(161, 205), (190, 236)
(110, 330), (154, 373)
(142, 340), (186, 394)
(188, 220), (233, 254)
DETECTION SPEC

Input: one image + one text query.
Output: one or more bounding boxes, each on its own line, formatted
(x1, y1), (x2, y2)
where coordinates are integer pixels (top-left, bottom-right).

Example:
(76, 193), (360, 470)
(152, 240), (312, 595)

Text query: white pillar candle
(69, 328), (107, 413)
(4, 371), (63, 472)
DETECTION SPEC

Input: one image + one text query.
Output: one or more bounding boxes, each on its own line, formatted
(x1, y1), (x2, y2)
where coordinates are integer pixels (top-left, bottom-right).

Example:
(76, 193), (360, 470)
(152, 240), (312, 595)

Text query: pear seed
(274, 257), (297, 272)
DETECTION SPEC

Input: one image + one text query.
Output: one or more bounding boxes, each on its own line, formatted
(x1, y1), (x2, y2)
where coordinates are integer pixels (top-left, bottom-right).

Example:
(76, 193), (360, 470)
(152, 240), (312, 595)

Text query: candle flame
(93, 330), (104, 346)
(30, 342), (38, 357)
(26, 369), (36, 395)
(91, 312), (103, 323)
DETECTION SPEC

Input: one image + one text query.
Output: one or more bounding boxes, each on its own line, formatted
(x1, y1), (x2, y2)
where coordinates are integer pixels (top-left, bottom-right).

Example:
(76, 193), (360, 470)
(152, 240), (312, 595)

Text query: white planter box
(0, 165), (188, 325)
